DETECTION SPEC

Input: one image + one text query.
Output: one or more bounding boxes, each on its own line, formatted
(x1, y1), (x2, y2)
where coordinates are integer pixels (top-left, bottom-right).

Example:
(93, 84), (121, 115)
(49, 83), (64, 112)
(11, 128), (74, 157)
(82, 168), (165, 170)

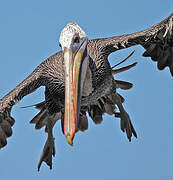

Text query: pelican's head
(59, 22), (88, 145)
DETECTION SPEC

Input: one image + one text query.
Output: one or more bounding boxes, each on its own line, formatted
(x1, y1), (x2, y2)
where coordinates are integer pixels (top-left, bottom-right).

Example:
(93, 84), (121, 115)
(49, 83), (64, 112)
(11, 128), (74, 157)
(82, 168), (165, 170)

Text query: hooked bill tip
(66, 135), (73, 146)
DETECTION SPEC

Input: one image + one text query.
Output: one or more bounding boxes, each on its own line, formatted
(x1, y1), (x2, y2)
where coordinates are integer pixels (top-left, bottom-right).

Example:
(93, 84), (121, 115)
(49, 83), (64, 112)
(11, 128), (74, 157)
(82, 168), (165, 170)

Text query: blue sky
(0, 0), (173, 179)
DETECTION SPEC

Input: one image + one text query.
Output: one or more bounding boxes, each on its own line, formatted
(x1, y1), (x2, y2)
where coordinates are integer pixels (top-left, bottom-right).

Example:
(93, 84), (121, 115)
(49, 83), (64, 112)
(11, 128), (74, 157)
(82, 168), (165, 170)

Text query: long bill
(63, 39), (88, 145)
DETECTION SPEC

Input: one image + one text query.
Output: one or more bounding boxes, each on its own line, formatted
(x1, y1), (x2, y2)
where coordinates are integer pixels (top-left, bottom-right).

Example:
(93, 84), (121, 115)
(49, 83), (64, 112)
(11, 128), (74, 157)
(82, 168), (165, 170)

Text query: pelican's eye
(59, 42), (62, 48)
(73, 36), (80, 43)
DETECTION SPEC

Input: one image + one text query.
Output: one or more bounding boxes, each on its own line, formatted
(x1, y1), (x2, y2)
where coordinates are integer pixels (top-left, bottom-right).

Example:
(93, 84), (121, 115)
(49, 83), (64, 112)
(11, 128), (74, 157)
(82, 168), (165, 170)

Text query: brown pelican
(0, 13), (173, 170)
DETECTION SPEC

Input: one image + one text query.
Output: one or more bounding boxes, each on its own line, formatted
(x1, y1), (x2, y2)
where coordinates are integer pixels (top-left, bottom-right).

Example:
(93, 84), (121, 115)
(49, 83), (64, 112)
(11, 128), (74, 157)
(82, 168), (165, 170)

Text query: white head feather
(59, 22), (87, 50)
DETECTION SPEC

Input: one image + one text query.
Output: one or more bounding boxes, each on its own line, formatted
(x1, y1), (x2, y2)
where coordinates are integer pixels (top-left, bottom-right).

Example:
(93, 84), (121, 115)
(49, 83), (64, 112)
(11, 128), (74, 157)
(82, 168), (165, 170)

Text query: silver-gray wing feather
(0, 52), (63, 148)
(0, 65), (44, 148)
(91, 13), (173, 75)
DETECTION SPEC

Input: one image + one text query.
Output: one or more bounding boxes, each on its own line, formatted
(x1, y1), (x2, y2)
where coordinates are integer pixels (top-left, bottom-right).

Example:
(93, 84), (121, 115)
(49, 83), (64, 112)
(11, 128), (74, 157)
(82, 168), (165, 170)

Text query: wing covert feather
(91, 13), (173, 75)
(0, 52), (63, 148)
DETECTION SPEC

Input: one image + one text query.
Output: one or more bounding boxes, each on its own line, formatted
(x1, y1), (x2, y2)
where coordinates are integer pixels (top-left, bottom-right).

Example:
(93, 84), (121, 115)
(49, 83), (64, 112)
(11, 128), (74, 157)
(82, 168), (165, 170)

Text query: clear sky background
(0, 0), (173, 179)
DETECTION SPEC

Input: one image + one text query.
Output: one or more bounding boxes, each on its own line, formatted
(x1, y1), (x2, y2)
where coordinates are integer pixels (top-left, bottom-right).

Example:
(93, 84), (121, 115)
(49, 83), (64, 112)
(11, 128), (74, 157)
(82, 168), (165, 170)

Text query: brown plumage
(0, 12), (173, 170)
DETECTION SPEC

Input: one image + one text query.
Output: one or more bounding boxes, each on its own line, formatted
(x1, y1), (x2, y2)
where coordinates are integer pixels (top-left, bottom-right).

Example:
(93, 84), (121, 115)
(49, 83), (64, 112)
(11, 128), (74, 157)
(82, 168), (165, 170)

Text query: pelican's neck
(81, 57), (93, 97)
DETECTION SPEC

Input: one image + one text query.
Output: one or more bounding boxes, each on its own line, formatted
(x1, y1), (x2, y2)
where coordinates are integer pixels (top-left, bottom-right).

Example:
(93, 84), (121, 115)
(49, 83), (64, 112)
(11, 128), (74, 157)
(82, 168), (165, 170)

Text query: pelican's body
(39, 45), (113, 111)
(0, 13), (173, 170)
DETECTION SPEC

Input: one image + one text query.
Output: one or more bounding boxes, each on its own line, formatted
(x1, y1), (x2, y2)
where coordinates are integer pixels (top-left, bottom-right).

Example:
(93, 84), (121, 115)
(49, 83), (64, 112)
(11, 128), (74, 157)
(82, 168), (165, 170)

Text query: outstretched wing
(0, 52), (63, 148)
(0, 65), (44, 148)
(91, 13), (173, 75)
